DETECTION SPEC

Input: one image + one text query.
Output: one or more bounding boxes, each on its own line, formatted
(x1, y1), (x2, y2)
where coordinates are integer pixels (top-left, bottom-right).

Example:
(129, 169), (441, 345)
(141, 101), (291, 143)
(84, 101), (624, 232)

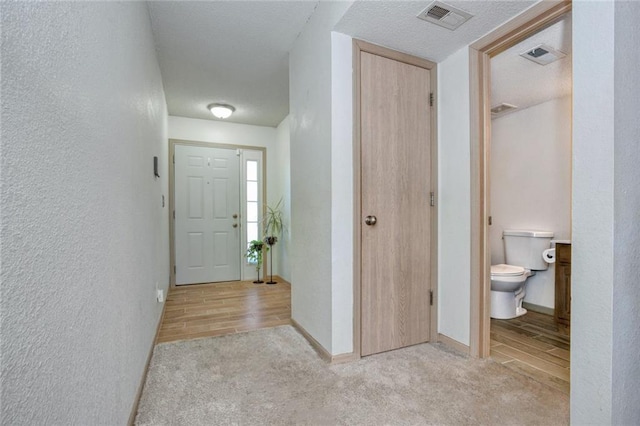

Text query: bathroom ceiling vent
(520, 44), (567, 65)
(417, 1), (473, 31)
(491, 103), (518, 118)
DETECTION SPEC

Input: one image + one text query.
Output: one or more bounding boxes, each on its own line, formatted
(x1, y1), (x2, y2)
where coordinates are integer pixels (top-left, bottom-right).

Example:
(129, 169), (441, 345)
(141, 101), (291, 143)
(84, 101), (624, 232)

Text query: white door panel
(188, 176), (204, 218)
(175, 145), (241, 285)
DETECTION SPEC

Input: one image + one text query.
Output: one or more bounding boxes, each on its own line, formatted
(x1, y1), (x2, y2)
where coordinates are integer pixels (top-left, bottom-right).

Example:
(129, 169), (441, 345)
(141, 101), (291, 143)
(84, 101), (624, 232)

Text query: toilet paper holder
(542, 248), (556, 263)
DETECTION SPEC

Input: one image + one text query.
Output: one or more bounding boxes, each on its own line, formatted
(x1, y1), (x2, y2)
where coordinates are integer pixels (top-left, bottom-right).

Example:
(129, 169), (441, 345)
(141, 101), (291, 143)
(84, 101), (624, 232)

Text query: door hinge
(172, 154), (175, 164)
(430, 290), (434, 306)
(174, 265), (176, 275)
(429, 92), (434, 107)
(173, 210), (175, 219)
(430, 192), (435, 207)
(489, 216), (493, 226)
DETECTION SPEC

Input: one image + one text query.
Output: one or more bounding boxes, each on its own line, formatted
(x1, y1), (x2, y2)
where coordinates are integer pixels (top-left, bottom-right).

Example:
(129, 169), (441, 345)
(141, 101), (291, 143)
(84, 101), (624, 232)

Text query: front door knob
(364, 215), (377, 226)
(232, 223), (238, 228)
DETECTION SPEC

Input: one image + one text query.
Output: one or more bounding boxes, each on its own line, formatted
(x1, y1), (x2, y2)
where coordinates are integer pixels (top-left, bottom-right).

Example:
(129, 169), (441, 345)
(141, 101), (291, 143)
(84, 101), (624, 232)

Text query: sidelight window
(246, 160), (259, 254)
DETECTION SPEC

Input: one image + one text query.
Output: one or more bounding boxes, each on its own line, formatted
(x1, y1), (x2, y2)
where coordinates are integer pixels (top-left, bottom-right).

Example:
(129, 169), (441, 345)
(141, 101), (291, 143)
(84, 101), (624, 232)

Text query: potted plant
(263, 198), (285, 284)
(246, 240), (268, 284)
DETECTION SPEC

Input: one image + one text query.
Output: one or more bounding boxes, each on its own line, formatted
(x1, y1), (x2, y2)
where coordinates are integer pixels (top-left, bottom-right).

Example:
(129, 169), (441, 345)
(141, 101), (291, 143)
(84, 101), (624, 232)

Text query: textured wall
(612, 1), (640, 423)
(275, 117), (292, 283)
(490, 97), (572, 309)
(437, 47), (472, 346)
(330, 31), (354, 355)
(1, 2), (169, 424)
(289, 1), (352, 353)
(572, 1), (614, 422)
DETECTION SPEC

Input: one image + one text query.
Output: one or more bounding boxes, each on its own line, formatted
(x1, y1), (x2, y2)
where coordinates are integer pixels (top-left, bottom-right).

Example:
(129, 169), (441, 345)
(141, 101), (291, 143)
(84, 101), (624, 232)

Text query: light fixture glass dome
(207, 103), (235, 119)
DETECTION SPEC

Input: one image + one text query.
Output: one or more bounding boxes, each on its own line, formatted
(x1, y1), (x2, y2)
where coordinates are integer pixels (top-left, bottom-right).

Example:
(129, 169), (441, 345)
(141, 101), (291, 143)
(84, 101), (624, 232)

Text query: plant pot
(265, 236), (278, 246)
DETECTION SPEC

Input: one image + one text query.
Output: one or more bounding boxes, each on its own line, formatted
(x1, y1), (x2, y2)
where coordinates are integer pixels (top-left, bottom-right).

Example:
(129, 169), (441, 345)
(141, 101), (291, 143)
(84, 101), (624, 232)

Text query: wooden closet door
(360, 51), (432, 356)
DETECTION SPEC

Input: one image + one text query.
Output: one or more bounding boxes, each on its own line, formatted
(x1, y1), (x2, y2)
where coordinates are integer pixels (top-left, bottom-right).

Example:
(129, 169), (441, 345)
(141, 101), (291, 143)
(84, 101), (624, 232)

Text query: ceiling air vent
(417, 1), (473, 31)
(520, 44), (567, 65)
(491, 103), (518, 118)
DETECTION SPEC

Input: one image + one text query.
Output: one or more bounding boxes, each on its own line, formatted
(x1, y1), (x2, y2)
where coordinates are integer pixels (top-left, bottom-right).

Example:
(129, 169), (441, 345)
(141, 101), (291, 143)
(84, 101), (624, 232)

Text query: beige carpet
(135, 326), (569, 425)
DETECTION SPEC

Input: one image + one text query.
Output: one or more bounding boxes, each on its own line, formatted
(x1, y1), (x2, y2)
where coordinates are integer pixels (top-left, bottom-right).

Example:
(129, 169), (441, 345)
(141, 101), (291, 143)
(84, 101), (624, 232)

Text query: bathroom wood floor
(491, 311), (570, 394)
(156, 279), (291, 344)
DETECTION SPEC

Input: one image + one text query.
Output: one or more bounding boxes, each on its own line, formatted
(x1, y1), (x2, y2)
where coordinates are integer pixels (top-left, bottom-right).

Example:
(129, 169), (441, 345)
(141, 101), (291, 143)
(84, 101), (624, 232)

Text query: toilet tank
(503, 229), (554, 270)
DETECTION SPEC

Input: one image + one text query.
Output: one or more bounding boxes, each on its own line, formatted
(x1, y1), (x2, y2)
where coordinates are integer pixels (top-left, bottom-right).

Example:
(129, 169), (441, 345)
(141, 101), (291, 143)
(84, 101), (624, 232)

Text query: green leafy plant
(263, 198), (285, 246)
(245, 240), (268, 283)
(246, 240), (267, 270)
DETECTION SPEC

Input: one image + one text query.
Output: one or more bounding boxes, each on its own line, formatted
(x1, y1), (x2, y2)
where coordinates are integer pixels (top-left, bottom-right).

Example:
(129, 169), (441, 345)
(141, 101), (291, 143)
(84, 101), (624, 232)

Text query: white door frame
(468, 0), (572, 357)
(169, 139), (267, 288)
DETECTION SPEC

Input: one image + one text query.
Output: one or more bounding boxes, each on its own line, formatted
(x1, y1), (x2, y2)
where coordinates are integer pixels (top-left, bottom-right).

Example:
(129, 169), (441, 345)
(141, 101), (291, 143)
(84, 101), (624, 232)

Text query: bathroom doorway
(488, 13), (572, 393)
(469, 1), (571, 392)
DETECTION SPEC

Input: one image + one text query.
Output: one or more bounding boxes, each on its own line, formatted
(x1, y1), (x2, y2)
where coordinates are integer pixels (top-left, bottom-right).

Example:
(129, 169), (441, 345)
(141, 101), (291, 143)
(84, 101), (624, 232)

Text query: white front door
(174, 145), (241, 285)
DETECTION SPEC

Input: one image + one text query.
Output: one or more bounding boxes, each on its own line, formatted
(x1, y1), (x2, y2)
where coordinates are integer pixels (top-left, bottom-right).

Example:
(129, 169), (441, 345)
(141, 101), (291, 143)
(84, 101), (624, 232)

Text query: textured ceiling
(491, 14), (572, 116)
(148, 1), (550, 128)
(334, 1), (537, 62)
(147, 1), (319, 127)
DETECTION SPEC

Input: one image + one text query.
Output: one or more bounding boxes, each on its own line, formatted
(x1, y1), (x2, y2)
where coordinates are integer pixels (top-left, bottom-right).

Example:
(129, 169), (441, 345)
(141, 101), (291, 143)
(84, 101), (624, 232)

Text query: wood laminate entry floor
(491, 311), (570, 394)
(157, 280), (291, 344)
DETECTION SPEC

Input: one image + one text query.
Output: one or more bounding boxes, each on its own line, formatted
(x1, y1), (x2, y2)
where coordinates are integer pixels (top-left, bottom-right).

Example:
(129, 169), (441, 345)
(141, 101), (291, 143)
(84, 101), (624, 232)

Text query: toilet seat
(491, 264), (526, 277)
(490, 264), (530, 289)
(490, 263), (530, 319)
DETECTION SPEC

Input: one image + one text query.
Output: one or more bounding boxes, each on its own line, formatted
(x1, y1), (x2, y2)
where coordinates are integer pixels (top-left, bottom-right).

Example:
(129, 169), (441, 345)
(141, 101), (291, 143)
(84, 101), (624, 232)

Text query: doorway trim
(353, 39), (438, 359)
(169, 139), (267, 288)
(468, 0), (572, 357)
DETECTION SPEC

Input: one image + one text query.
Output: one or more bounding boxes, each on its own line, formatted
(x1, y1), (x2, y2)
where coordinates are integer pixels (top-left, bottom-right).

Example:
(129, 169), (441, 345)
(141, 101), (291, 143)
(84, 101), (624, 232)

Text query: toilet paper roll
(542, 248), (556, 264)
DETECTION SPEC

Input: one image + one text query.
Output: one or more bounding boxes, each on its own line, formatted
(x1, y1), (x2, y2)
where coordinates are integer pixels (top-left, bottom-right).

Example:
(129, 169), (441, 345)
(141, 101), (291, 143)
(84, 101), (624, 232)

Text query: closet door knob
(364, 215), (377, 226)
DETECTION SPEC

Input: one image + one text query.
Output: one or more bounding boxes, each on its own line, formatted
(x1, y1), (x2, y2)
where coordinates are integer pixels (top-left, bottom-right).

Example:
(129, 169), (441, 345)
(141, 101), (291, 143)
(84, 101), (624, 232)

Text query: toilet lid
(491, 264), (526, 277)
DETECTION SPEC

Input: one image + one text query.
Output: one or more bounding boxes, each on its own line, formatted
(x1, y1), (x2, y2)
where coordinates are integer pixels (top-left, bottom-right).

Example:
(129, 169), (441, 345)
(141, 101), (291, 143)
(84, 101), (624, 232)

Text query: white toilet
(491, 230), (554, 319)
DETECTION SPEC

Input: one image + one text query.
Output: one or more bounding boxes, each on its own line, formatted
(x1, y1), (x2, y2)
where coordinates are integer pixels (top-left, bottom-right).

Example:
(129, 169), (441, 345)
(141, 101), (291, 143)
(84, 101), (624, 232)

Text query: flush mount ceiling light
(207, 103), (235, 119)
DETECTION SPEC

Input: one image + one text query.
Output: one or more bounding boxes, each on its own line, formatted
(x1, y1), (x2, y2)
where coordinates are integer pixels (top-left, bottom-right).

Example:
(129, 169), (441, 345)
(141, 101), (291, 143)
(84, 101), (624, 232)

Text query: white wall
(168, 116), (277, 153)
(437, 47), (471, 346)
(572, 0), (640, 423)
(289, 1), (352, 354)
(167, 115), (290, 278)
(572, 1), (614, 422)
(1, 2), (168, 424)
(490, 97), (572, 309)
(612, 2), (640, 423)
(330, 31), (354, 355)
(275, 116), (292, 282)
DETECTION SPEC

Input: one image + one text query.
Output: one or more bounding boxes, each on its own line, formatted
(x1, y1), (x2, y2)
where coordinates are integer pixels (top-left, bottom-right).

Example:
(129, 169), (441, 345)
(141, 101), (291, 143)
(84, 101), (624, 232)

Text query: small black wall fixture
(153, 156), (160, 178)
